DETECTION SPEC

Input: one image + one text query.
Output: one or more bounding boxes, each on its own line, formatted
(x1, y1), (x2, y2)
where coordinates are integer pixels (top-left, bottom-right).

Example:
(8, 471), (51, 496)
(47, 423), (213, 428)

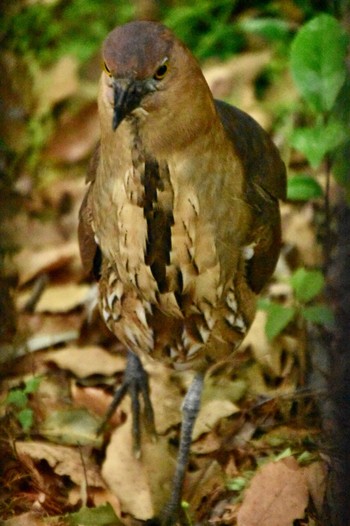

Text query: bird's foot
(145, 504), (188, 526)
(146, 373), (204, 526)
(98, 350), (156, 457)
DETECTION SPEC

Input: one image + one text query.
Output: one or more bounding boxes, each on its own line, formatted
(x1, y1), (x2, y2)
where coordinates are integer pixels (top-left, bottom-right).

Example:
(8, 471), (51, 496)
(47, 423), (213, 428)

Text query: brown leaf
(186, 459), (225, 512)
(145, 361), (183, 434)
(44, 101), (99, 163)
(33, 55), (79, 117)
(39, 408), (102, 446)
(204, 51), (273, 129)
(242, 311), (302, 395)
(191, 430), (221, 455)
(14, 242), (80, 286)
(102, 418), (176, 520)
(16, 441), (104, 487)
(16, 312), (81, 354)
(32, 283), (90, 313)
(72, 385), (124, 426)
(4, 213), (67, 258)
(204, 51), (270, 100)
(303, 461), (327, 515)
(237, 457), (308, 526)
(2, 512), (48, 526)
(68, 486), (122, 516)
(282, 203), (322, 267)
(193, 399), (239, 441)
(46, 345), (126, 378)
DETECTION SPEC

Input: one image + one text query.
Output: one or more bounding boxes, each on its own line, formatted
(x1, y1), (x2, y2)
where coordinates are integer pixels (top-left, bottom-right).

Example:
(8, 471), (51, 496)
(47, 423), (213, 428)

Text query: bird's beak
(112, 78), (155, 131)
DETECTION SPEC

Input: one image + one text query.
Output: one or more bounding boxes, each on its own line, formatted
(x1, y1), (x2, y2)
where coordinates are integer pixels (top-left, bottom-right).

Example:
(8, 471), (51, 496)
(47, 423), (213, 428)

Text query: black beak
(112, 78), (153, 131)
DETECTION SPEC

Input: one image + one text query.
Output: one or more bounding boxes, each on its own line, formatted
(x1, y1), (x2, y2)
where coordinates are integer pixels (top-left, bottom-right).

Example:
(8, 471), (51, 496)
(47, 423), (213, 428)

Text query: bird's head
(99, 21), (215, 148)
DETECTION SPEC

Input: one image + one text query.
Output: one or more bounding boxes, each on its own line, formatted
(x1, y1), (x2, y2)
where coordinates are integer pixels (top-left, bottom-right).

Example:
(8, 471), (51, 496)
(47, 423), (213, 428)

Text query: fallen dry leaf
(193, 399), (239, 440)
(282, 202), (322, 267)
(237, 457), (308, 526)
(30, 283), (90, 313)
(46, 345), (126, 378)
(33, 55), (79, 117)
(39, 408), (102, 447)
(186, 459), (225, 517)
(242, 311), (291, 377)
(191, 430), (221, 455)
(242, 310), (303, 396)
(203, 51), (272, 128)
(145, 361), (183, 434)
(68, 485), (122, 516)
(72, 385), (124, 426)
(16, 441), (104, 487)
(44, 101), (99, 163)
(16, 312), (81, 355)
(14, 242), (80, 286)
(102, 417), (176, 520)
(303, 461), (327, 515)
(2, 512), (48, 526)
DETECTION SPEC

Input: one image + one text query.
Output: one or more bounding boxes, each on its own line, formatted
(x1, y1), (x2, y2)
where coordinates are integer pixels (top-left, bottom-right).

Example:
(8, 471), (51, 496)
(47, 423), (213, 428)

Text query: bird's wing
(215, 100), (287, 293)
(78, 143), (102, 279)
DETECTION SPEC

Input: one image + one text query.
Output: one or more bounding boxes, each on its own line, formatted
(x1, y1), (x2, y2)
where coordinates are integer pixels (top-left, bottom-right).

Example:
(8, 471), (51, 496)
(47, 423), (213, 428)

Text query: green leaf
(24, 376), (42, 394)
(265, 304), (296, 341)
(290, 14), (348, 112)
(332, 73), (350, 136)
(257, 297), (272, 310)
(333, 140), (350, 194)
(17, 408), (34, 432)
(66, 503), (122, 526)
(239, 17), (291, 42)
(287, 174), (323, 200)
(6, 389), (28, 409)
(274, 447), (293, 461)
(290, 120), (348, 168)
(290, 268), (324, 303)
(164, 1), (244, 60)
(297, 450), (316, 465)
(226, 476), (247, 491)
(301, 305), (335, 326)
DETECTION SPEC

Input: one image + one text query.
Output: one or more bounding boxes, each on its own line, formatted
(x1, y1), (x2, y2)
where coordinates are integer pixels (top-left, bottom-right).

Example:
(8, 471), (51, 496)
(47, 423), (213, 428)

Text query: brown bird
(79, 20), (286, 525)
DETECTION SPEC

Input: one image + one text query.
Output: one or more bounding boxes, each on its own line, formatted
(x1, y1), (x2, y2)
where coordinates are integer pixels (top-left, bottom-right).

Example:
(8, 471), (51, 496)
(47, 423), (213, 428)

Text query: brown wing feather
(215, 100), (286, 293)
(78, 144), (101, 279)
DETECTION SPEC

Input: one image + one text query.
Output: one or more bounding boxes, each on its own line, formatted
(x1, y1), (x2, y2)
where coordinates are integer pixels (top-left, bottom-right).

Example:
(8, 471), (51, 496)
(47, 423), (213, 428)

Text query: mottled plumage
(78, 20), (286, 525)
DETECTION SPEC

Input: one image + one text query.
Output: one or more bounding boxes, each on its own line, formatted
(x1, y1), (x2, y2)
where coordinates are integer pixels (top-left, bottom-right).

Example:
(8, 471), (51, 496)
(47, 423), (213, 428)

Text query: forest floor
(0, 47), (327, 526)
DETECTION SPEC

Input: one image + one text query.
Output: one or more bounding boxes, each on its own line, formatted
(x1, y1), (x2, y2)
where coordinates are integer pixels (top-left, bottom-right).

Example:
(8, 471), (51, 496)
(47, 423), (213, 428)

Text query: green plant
(288, 13), (350, 200)
(261, 13), (349, 340)
(2, 1), (134, 66)
(286, 173), (323, 201)
(5, 376), (42, 432)
(63, 503), (122, 525)
(181, 500), (193, 526)
(163, 0), (244, 60)
(260, 268), (334, 341)
(226, 475), (248, 492)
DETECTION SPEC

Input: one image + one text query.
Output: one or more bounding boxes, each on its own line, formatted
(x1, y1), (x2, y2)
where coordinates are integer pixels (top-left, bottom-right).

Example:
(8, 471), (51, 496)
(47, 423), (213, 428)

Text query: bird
(78, 20), (286, 526)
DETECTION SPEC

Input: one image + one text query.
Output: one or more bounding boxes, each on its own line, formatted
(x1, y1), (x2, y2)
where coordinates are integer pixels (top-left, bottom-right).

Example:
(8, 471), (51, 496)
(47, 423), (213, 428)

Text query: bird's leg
(161, 372), (205, 526)
(98, 350), (156, 457)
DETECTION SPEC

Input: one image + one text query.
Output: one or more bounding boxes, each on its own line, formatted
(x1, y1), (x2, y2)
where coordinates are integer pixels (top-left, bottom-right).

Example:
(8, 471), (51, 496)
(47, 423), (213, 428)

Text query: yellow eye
(154, 61), (168, 80)
(104, 62), (112, 76)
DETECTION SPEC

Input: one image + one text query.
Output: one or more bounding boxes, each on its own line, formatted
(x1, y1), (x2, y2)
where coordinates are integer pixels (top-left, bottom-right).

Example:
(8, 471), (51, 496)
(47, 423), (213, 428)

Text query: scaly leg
(98, 350), (156, 457)
(159, 372), (205, 526)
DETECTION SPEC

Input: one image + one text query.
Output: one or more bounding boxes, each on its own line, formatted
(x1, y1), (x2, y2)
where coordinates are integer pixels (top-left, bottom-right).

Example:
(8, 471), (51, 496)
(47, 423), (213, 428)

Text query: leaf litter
(0, 40), (327, 526)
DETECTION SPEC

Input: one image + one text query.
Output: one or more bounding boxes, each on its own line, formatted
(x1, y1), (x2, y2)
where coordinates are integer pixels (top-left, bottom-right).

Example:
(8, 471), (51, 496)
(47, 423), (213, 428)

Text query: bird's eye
(104, 62), (112, 76)
(154, 61), (168, 80)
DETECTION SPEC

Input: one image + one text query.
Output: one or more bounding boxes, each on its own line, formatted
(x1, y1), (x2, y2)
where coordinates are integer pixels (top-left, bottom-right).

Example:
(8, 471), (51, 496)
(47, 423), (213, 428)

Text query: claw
(98, 350), (156, 455)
